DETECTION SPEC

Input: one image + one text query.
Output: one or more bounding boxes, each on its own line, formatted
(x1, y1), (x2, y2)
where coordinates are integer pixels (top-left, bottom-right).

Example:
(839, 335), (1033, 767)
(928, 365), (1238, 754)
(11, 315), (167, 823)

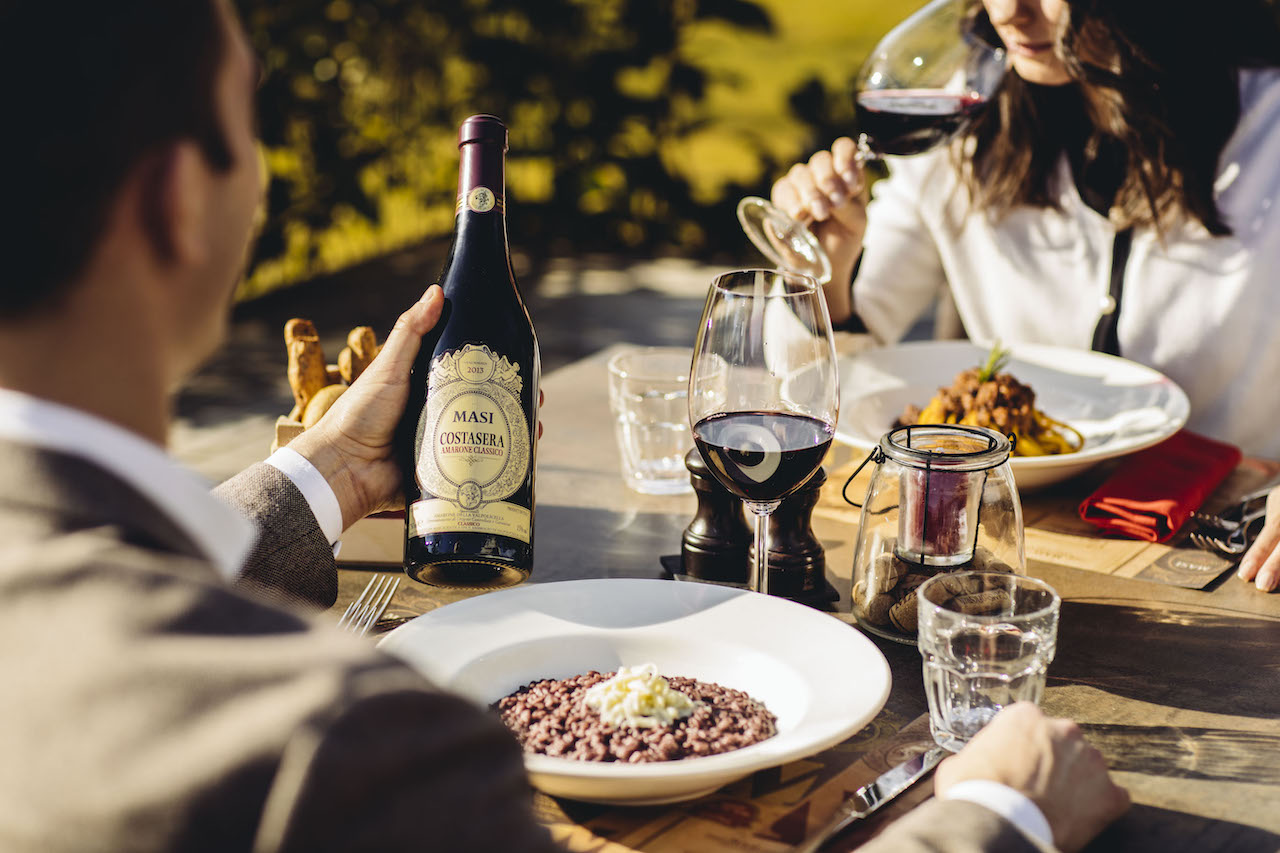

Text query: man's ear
(139, 140), (209, 269)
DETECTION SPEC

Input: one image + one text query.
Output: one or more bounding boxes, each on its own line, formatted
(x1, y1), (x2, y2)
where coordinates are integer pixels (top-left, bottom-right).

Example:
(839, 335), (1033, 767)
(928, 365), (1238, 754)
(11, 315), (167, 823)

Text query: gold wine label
(408, 498), (531, 540)
(412, 344), (531, 542)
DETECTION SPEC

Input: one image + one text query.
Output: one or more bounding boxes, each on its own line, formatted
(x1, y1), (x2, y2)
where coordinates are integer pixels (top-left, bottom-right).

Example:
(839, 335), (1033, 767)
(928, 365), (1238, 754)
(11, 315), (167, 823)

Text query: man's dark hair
(1, 0), (232, 317)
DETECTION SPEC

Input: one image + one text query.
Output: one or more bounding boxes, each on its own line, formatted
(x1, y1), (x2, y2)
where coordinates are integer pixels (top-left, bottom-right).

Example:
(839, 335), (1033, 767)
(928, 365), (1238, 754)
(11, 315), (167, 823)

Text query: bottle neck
(455, 140), (507, 237)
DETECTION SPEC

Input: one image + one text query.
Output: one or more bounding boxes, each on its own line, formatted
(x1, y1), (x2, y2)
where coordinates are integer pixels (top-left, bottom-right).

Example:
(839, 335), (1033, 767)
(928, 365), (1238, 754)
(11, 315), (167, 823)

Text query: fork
(1190, 503), (1268, 533)
(1188, 515), (1265, 557)
(337, 575), (401, 636)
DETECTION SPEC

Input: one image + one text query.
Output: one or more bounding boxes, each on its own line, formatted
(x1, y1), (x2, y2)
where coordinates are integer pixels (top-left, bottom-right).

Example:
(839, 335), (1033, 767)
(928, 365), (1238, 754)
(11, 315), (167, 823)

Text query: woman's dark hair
(0, 0), (232, 318)
(961, 0), (1280, 234)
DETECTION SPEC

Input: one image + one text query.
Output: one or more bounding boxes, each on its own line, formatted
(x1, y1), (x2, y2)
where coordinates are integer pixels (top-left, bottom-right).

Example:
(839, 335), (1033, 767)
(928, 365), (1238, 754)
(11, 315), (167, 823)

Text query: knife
(794, 745), (949, 853)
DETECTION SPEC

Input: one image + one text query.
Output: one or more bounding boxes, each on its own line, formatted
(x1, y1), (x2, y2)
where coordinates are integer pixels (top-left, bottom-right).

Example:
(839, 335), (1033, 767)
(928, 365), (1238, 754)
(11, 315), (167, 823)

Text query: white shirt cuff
(266, 446), (344, 546)
(941, 780), (1053, 849)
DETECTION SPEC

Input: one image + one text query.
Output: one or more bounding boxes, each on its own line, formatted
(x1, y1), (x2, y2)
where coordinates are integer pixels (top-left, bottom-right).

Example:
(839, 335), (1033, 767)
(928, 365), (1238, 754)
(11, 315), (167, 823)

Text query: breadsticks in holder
(274, 318), (383, 452)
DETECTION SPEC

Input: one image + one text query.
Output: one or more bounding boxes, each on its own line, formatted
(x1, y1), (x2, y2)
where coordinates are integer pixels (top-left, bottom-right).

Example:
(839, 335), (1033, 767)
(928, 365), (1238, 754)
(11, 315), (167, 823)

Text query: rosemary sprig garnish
(977, 340), (1011, 383)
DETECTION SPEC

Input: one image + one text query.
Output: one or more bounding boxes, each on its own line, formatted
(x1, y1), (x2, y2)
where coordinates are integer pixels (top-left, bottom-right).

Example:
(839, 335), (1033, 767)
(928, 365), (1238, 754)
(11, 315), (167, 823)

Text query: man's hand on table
(1237, 485), (1280, 591)
(934, 703), (1130, 853)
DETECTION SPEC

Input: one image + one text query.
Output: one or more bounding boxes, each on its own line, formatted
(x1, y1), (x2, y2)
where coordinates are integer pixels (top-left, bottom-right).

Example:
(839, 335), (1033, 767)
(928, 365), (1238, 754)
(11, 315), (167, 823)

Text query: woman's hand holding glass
(770, 138), (868, 327)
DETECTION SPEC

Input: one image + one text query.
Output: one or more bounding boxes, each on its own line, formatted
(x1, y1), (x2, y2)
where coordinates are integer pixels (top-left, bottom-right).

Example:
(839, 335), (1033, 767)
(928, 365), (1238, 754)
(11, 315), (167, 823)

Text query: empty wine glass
(738, 0), (1007, 281)
(688, 269), (839, 596)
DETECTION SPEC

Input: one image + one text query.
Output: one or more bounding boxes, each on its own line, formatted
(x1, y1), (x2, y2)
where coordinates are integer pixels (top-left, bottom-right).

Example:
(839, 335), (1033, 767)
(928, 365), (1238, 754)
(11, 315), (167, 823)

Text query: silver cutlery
(1188, 514), (1265, 557)
(1190, 503), (1268, 533)
(337, 575), (401, 636)
(371, 614), (414, 635)
(794, 745), (948, 853)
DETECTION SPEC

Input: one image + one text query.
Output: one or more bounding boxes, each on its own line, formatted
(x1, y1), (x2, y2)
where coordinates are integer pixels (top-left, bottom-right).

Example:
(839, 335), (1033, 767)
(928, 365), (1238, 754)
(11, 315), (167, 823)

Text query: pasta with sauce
(894, 343), (1084, 457)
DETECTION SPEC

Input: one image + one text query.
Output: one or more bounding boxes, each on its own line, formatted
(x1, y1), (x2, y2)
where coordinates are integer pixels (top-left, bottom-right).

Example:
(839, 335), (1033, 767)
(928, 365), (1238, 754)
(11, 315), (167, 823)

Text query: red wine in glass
(693, 411), (834, 504)
(855, 89), (989, 157)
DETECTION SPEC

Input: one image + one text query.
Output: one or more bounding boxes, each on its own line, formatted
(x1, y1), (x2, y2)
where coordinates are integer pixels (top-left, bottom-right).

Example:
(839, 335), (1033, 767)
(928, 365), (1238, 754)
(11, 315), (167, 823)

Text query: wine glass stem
(745, 500), (781, 595)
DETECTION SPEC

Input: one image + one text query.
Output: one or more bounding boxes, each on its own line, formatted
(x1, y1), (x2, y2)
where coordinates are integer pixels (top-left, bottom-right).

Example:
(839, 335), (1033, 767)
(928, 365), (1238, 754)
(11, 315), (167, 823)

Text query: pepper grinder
(749, 466), (828, 601)
(681, 448), (752, 583)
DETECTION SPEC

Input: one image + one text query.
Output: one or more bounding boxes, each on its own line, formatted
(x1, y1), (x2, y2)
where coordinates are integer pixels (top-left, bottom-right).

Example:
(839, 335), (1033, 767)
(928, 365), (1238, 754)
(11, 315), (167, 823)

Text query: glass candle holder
(848, 425), (1025, 644)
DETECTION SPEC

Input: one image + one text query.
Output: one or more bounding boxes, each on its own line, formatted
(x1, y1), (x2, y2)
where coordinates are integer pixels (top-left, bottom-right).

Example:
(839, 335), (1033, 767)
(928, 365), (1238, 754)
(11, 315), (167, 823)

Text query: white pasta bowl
(836, 341), (1190, 491)
(378, 578), (891, 805)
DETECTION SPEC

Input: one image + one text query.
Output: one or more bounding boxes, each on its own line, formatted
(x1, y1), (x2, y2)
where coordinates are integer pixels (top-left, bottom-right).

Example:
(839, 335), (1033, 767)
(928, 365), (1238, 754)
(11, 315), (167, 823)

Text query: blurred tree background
(234, 0), (912, 298)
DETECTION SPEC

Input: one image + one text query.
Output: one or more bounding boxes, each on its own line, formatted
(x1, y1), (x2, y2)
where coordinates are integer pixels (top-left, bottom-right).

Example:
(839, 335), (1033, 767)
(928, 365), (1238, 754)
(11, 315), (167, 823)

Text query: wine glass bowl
(688, 269), (839, 595)
(736, 197), (832, 285)
(853, 0), (1006, 158)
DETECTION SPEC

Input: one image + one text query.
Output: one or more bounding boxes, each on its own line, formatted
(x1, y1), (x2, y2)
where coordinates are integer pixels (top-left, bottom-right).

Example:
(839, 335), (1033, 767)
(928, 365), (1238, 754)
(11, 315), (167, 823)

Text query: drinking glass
(608, 346), (695, 495)
(738, 0), (1007, 281)
(917, 571), (1060, 751)
(688, 269), (839, 595)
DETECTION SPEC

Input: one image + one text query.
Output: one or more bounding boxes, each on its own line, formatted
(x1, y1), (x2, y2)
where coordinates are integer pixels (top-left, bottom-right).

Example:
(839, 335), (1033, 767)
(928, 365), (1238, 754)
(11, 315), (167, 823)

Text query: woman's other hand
(770, 137), (868, 325)
(1237, 485), (1280, 591)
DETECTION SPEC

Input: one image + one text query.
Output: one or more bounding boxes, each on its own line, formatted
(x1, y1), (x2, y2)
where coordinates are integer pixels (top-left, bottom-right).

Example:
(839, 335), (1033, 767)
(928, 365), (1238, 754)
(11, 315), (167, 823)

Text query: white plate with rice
(379, 578), (891, 805)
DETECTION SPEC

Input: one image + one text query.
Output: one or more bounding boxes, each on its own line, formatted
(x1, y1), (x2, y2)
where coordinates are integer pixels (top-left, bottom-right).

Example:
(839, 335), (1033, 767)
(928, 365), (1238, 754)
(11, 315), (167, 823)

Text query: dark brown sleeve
(856, 798), (1054, 853)
(214, 462), (338, 609)
(254, 679), (562, 853)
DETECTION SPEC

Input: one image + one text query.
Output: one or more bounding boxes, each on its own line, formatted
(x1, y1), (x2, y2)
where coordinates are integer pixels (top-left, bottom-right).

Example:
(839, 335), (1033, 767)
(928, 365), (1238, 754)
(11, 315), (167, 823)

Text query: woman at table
(772, 0), (1280, 466)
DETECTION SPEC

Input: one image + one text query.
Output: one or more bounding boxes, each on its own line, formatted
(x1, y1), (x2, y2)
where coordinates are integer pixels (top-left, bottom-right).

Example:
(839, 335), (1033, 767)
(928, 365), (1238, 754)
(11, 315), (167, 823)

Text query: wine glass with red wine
(688, 269), (839, 596)
(738, 0), (1006, 280)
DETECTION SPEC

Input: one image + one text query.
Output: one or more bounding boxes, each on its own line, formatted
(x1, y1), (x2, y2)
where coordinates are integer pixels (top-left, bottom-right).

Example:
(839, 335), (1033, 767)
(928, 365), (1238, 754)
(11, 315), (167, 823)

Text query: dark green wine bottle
(401, 115), (539, 588)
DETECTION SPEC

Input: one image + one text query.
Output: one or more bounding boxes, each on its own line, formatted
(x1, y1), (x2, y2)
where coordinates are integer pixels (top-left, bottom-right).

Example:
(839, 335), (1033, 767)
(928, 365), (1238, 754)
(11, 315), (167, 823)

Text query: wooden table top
(334, 345), (1280, 852)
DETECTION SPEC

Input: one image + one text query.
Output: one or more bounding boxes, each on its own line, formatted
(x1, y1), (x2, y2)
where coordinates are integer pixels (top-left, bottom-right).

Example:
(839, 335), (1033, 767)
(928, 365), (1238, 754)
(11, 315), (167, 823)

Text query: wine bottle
(400, 114), (539, 588)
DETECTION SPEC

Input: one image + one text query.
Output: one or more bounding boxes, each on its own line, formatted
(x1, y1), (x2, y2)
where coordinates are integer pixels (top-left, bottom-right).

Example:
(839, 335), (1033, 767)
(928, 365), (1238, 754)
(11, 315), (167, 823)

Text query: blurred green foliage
(236, 0), (816, 295)
(235, 0), (1280, 297)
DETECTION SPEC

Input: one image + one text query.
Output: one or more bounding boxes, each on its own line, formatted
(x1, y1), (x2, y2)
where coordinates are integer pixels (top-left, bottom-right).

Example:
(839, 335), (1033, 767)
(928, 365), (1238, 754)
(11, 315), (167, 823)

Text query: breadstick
(346, 326), (378, 382)
(302, 383), (347, 428)
(285, 318), (327, 412)
(284, 318), (318, 342)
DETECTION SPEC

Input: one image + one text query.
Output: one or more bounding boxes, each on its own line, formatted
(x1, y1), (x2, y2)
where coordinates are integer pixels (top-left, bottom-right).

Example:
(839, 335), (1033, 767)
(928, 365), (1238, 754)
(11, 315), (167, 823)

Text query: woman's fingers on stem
(831, 136), (864, 192)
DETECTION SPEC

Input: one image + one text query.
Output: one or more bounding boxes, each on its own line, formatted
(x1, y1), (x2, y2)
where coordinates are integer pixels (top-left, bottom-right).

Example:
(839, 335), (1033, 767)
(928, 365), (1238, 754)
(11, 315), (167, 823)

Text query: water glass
(917, 571), (1060, 751)
(608, 347), (695, 495)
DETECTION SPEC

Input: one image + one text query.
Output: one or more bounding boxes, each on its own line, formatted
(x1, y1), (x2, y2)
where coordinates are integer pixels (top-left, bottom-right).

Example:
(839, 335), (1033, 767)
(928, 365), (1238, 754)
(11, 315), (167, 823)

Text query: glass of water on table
(608, 347), (695, 495)
(917, 572), (1061, 751)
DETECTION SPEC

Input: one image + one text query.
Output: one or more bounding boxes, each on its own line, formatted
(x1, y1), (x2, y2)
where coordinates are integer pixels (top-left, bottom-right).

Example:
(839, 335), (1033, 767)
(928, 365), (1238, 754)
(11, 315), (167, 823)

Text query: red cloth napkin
(1079, 430), (1241, 542)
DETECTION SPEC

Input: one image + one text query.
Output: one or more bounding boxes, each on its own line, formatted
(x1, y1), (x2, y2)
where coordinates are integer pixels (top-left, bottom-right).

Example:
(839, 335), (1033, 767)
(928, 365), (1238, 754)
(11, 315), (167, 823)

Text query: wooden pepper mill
(749, 466), (828, 603)
(681, 448), (752, 583)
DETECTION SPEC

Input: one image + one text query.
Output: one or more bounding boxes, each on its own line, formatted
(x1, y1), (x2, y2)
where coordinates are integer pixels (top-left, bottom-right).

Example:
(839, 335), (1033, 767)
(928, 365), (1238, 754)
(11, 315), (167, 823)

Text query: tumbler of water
(917, 571), (1060, 751)
(608, 347), (695, 495)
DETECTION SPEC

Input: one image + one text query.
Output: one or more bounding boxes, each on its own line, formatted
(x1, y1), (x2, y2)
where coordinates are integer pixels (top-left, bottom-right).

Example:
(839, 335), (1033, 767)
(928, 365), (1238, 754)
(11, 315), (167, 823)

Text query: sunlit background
(235, 0), (915, 299)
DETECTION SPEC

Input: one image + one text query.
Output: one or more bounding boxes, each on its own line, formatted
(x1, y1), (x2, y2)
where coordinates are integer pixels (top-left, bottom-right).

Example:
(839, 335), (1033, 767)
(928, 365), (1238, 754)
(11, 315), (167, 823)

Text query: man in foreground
(0, 1), (1126, 850)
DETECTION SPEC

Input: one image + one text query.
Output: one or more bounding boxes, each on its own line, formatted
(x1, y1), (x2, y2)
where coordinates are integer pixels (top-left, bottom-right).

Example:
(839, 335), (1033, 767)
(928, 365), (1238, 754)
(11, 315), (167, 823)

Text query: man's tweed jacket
(0, 441), (1048, 852)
